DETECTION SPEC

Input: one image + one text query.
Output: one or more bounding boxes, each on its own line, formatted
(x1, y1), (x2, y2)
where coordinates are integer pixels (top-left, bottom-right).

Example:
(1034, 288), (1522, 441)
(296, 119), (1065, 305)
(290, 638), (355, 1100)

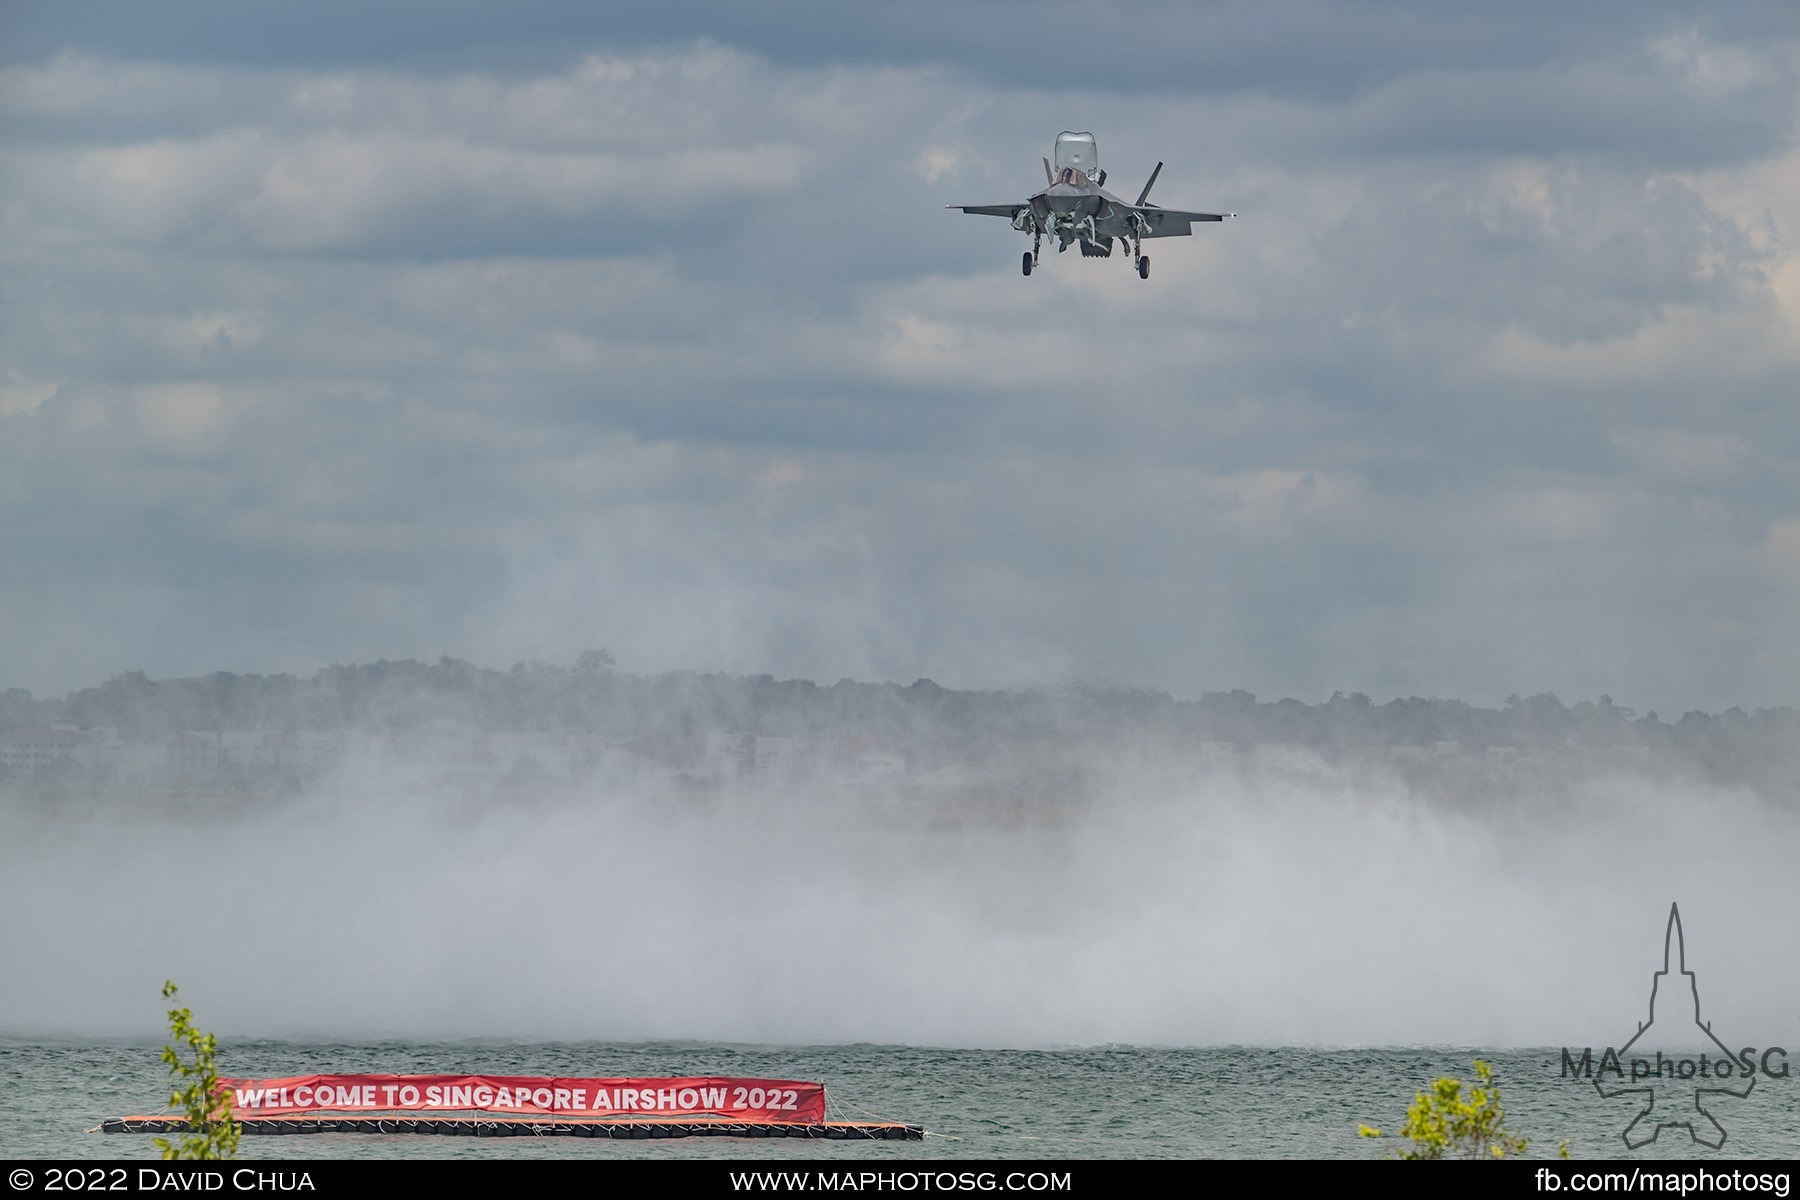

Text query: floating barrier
(101, 1114), (922, 1139)
(100, 1073), (924, 1140)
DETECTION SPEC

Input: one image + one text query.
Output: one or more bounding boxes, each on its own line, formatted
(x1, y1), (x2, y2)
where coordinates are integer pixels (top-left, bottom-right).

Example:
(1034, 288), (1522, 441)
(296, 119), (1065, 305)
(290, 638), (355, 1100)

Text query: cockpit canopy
(1053, 131), (1098, 175)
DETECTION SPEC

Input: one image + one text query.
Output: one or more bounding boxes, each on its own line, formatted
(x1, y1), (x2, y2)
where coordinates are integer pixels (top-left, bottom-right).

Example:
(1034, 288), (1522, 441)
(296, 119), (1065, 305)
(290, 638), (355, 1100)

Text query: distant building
(116, 730), (215, 776)
(753, 736), (799, 779)
(0, 727), (108, 777)
(705, 732), (754, 778)
(217, 729), (293, 769)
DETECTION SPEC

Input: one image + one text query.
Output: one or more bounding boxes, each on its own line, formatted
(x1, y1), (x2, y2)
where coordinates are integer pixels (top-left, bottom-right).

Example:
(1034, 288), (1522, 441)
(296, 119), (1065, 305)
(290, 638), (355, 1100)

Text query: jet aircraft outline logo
(1595, 903), (1755, 1150)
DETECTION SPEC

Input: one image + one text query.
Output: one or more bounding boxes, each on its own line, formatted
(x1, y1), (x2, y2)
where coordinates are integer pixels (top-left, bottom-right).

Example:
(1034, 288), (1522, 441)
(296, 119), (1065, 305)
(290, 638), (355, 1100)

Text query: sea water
(3, 1038), (1796, 1160)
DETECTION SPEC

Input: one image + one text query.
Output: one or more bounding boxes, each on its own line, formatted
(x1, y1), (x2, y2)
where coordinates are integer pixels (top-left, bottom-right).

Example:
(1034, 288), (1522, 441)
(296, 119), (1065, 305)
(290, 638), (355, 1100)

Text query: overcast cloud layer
(2, 3), (1798, 713)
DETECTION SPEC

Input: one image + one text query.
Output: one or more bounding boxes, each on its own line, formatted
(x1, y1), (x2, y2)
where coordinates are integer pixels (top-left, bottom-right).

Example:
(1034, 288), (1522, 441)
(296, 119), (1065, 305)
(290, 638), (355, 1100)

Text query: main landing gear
(1124, 215), (1151, 280)
(1023, 229), (1042, 276)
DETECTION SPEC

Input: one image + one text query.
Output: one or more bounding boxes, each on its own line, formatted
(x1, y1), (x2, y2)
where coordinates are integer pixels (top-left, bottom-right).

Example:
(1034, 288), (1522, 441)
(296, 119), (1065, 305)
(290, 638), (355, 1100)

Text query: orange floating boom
(100, 1114), (923, 1139)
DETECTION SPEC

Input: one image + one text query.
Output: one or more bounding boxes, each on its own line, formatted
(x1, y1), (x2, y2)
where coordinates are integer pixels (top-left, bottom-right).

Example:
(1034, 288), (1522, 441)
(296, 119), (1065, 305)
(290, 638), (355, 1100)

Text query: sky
(3, 1), (1798, 714)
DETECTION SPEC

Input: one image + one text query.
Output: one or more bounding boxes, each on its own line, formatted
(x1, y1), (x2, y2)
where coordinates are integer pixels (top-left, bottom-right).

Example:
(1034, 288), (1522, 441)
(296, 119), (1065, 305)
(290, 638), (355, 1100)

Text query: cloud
(1612, 428), (1753, 481)
(1766, 515), (1800, 585)
(0, 19), (1797, 716)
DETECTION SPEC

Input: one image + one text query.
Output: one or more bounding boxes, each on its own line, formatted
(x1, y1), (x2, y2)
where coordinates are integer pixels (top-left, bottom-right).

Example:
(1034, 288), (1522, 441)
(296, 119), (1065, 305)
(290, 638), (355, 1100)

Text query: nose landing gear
(1137, 255), (1149, 279)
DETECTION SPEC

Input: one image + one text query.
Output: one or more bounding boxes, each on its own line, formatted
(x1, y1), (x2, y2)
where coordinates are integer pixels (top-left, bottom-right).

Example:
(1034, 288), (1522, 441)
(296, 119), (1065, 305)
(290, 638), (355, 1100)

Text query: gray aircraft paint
(950, 132), (1234, 276)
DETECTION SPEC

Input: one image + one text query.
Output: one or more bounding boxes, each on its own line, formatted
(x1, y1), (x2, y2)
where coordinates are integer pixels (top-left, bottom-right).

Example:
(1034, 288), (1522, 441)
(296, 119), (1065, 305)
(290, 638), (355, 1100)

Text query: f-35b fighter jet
(950, 131), (1234, 278)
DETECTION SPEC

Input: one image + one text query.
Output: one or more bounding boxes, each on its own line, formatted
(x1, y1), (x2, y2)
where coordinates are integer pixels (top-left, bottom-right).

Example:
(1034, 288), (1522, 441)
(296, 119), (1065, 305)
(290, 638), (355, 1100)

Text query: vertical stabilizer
(1135, 162), (1164, 207)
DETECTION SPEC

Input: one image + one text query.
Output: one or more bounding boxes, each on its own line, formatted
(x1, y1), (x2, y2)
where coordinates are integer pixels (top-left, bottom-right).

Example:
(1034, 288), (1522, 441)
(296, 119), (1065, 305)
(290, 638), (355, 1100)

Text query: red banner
(215, 1075), (825, 1123)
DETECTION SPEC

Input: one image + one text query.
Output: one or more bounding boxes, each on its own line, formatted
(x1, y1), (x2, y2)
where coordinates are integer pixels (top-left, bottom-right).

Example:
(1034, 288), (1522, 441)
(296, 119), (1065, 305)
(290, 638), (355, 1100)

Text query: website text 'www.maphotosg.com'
(731, 1170), (1074, 1192)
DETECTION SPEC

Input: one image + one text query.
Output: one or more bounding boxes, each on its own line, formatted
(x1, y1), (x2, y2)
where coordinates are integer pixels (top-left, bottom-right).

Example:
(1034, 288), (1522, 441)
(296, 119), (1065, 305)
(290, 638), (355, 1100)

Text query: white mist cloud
(3, 751), (1794, 1049)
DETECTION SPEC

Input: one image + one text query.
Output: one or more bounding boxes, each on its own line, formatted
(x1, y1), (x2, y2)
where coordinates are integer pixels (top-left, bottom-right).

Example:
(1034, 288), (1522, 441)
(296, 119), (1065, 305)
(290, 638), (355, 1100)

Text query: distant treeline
(4, 654), (1796, 768)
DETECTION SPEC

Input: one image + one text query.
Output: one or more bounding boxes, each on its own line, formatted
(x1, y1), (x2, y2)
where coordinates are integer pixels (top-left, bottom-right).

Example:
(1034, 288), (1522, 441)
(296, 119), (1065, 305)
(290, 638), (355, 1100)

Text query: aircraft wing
(948, 204), (1027, 218)
(1132, 206), (1233, 237)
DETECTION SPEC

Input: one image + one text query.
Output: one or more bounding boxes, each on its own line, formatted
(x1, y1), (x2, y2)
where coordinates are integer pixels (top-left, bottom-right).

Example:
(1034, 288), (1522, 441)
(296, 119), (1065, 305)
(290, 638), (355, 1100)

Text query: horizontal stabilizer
(1135, 208), (1236, 238)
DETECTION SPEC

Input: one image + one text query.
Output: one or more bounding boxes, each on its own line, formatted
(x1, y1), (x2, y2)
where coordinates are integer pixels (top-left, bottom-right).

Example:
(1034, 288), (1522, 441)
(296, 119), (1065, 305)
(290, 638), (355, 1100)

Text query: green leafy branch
(1359, 1059), (1569, 1160)
(153, 980), (240, 1160)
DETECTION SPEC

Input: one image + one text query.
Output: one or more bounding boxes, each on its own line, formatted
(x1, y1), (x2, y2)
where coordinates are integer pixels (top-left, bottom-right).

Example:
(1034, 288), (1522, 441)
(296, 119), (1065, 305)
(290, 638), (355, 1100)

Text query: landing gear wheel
(1022, 251), (1033, 276)
(1137, 255), (1149, 279)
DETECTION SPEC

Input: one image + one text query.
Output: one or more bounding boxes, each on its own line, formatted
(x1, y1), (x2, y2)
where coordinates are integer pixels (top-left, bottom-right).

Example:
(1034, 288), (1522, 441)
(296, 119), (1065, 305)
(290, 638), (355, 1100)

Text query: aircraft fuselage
(950, 131), (1233, 278)
(1040, 182), (1105, 216)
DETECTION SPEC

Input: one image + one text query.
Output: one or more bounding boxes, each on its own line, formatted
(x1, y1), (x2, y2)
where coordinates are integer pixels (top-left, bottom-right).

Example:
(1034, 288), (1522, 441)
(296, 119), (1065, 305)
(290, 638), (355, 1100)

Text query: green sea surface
(3, 1039), (1795, 1160)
